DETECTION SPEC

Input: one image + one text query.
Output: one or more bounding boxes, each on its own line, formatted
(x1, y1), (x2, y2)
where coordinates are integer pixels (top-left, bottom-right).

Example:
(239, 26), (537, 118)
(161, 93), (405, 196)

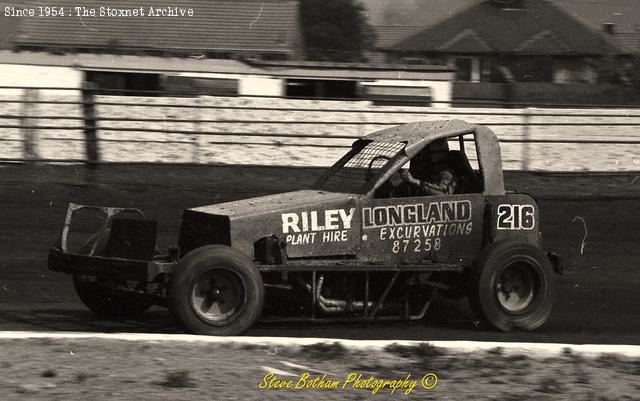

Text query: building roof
(553, 0), (638, 37)
(0, 15), (18, 49)
(248, 59), (454, 71)
(373, 26), (424, 48)
(0, 51), (257, 74)
(364, 0), (482, 28)
(383, 0), (627, 56)
(0, 51), (455, 81)
(12, 0), (300, 55)
(365, 0), (640, 34)
(615, 33), (640, 53)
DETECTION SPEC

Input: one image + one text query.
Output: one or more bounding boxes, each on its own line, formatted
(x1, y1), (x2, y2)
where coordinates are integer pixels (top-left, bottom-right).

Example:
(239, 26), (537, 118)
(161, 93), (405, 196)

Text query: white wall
(362, 79), (452, 106)
(180, 73), (284, 97)
(429, 81), (453, 106)
(0, 64), (82, 95)
(238, 76), (284, 97)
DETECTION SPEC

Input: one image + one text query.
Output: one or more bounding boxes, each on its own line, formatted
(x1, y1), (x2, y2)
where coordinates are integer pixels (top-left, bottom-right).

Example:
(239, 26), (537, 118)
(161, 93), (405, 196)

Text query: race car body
(48, 120), (562, 335)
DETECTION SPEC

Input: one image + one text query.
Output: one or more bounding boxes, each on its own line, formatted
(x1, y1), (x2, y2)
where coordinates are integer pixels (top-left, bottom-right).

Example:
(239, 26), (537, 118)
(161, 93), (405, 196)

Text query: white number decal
(390, 240), (411, 253)
(402, 239), (410, 252)
(497, 204), (535, 230)
(393, 238), (444, 253)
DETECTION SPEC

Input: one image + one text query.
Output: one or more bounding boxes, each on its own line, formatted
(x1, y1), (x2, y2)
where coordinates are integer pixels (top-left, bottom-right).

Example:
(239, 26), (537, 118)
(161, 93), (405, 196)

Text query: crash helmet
(425, 139), (449, 163)
(415, 138), (449, 164)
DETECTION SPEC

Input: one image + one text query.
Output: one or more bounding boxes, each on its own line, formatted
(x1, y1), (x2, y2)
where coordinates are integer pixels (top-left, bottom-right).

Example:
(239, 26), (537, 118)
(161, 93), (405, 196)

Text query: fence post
(81, 82), (99, 166)
(21, 88), (39, 161)
(192, 97), (201, 163)
(521, 107), (534, 170)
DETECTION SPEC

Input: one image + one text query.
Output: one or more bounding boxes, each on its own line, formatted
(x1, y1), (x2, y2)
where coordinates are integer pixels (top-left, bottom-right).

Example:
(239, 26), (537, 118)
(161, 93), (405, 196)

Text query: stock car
(48, 120), (562, 335)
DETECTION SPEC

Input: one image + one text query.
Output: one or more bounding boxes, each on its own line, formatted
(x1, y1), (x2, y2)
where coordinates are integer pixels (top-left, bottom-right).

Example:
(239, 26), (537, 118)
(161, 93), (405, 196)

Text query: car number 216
(497, 204), (535, 230)
(392, 238), (442, 253)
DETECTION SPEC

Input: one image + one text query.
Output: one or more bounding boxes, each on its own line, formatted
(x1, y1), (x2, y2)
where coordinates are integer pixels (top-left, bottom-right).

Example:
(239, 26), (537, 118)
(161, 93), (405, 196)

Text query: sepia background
(0, 1), (639, 400)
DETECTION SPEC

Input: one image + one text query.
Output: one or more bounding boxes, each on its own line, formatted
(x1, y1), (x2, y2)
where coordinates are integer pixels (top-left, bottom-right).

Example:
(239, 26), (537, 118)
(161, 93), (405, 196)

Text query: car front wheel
(169, 245), (264, 336)
(467, 240), (555, 331)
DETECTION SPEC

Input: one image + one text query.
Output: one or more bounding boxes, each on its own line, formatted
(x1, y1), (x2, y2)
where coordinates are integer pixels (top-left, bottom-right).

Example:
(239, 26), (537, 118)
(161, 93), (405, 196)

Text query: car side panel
(230, 197), (362, 259)
(359, 194), (484, 265)
(486, 193), (540, 246)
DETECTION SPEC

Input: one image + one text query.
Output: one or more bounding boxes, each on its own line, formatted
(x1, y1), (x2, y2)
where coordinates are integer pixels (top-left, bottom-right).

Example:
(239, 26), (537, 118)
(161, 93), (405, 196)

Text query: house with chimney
(380, 0), (626, 84)
(374, 0), (633, 105)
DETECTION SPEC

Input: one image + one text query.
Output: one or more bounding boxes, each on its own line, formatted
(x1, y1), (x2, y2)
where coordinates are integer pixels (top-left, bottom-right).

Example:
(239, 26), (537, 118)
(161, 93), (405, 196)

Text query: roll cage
(314, 120), (505, 197)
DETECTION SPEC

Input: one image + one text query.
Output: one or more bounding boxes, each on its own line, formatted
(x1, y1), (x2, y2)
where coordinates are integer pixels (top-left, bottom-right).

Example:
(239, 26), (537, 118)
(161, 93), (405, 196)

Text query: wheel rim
(495, 263), (537, 314)
(190, 268), (245, 325)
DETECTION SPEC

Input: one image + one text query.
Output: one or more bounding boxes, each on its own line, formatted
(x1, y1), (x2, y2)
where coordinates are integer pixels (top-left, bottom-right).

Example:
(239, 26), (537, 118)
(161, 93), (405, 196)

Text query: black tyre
(467, 240), (555, 332)
(73, 275), (153, 318)
(168, 245), (264, 336)
(73, 230), (153, 319)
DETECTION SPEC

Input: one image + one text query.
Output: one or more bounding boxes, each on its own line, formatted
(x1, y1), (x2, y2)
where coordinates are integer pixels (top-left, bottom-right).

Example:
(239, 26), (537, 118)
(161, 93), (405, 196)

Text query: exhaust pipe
(305, 275), (376, 314)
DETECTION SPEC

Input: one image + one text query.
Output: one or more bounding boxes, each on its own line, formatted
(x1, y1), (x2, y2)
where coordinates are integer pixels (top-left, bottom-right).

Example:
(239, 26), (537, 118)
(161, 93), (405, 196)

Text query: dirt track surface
(1, 164), (639, 343)
(1, 339), (639, 401)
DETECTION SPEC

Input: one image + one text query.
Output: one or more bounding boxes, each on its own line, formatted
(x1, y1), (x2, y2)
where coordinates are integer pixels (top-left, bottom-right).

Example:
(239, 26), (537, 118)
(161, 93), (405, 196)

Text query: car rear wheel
(169, 245), (264, 335)
(467, 240), (555, 331)
(73, 230), (152, 319)
(73, 275), (153, 318)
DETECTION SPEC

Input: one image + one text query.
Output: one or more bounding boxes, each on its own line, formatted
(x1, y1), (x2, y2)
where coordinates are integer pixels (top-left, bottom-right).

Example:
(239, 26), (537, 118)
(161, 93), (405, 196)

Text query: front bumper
(49, 203), (176, 282)
(48, 247), (175, 282)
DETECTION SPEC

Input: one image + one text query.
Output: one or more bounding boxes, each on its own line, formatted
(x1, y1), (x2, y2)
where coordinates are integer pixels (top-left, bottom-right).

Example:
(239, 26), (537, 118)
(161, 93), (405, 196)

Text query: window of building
(261, 53), (287, 61)
(455, 57), (473, 81)
(85, 71), (160, 96)
(362, 85), (432, 106)
(163, 76), (239, 96)
(401, 57), (429, 65)
(505, 57), (553, 82)
(205, 51), (233, 59)
(285, 79), (358, 99)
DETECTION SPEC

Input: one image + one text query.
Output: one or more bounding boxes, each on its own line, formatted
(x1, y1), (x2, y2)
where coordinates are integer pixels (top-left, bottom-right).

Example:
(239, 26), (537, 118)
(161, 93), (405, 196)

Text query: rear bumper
(48, 247), (175, 282)
(547, 251), (563, 275)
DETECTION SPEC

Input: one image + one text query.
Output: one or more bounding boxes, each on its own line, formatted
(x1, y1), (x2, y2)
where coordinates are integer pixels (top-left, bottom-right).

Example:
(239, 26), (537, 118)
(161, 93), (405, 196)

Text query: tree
(300, 0), (376, 62)
(593, 54), (640, 105)
(596, 54), (640, 91)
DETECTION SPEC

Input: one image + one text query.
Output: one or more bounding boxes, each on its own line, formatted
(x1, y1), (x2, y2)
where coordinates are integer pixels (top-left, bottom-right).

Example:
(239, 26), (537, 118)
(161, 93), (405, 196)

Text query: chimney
(491, 0), (524, 10)
(602, 23), (615, 35)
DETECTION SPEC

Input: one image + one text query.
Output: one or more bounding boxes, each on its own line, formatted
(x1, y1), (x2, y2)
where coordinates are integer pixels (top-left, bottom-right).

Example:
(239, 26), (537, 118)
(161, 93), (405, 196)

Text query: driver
(399, 139), (457, 196)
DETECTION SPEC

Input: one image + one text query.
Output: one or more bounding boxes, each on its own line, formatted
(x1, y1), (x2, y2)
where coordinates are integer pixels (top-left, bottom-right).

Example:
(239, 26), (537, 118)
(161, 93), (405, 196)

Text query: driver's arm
(400, 169), (455, 195)
(398, 169), (420, 186)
